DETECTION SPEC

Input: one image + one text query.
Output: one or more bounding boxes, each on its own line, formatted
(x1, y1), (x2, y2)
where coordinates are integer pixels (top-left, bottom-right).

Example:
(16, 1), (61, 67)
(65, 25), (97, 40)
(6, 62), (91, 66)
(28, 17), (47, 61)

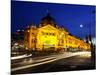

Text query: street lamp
(80, 24), (84, 39)
(80, 24), (83, 28)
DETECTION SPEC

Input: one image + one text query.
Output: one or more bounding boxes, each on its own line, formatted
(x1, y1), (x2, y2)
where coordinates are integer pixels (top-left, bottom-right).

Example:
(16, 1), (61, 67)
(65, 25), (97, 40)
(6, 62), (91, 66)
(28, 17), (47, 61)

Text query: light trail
(11, 54), (32, 60)
(11, 51), (91, 72)
(12, 57), (56, 65)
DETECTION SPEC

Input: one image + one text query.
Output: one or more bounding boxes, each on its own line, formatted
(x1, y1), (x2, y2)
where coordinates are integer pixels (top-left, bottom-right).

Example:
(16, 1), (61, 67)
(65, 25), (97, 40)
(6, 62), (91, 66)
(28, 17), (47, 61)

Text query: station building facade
(24, 13), (91, 51)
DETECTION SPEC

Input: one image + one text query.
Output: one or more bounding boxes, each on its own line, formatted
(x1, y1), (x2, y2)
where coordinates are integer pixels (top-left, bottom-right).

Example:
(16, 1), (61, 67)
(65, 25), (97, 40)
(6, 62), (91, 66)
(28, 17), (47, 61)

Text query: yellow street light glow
(27, 30), (30, 32)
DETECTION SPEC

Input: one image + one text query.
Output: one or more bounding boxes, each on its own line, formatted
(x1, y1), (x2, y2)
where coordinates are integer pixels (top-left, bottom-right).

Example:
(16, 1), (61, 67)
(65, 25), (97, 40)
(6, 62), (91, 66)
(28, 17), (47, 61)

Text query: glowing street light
(80, 24), (83, 28)
(27, 30), (30, 32)
(80, 24), (84, 39)
(17, 29), (20, 32)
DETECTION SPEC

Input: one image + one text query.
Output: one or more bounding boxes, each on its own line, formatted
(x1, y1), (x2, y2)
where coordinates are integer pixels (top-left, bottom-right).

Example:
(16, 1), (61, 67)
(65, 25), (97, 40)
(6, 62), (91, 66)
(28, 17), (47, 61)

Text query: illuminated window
(51, 33), (53, 35)
(52, 33), (55, 36)
(46, 33), (48, 35)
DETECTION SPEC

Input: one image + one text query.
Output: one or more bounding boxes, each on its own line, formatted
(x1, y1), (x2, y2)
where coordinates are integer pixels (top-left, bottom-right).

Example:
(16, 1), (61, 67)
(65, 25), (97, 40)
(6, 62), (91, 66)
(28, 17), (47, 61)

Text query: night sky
(11, 1), (96, 39)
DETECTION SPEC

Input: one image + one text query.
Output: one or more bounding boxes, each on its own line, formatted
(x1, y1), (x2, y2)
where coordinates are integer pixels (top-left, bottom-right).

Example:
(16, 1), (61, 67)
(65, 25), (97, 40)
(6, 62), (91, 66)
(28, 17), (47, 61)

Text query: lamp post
(80, 24), (83, 39)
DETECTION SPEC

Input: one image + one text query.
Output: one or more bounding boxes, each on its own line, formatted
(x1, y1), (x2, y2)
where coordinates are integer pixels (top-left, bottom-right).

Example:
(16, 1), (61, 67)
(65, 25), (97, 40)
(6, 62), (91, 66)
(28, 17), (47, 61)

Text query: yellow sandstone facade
(24, 13), (91, 51)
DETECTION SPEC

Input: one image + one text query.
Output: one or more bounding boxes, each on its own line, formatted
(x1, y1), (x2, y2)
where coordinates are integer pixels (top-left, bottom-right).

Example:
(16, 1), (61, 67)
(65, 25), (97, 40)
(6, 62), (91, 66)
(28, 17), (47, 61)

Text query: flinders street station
(23, 12), (91, 52)
(11, 2), (96, 74)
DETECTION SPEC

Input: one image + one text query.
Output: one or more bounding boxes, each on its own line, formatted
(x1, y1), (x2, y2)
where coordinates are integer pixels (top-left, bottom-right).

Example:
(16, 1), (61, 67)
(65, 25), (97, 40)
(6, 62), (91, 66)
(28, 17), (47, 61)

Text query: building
(24, 12), (91, 51)
(11, 30), (24, 51)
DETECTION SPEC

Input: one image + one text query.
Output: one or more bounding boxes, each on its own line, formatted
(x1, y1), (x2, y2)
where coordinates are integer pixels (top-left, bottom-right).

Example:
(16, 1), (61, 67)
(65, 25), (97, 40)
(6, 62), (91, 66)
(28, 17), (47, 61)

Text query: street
(11, 51), (95, 74)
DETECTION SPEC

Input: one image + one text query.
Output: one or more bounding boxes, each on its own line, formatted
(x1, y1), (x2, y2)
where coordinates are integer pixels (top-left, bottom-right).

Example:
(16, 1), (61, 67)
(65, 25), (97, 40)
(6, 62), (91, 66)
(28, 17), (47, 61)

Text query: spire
(39, 9), (56, 27)
(46, 9), (50, 16)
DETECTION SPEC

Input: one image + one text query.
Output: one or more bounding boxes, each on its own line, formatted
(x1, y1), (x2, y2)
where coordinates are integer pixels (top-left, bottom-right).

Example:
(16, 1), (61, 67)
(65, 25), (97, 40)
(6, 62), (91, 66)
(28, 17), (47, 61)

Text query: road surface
(11, 51), (95, 74)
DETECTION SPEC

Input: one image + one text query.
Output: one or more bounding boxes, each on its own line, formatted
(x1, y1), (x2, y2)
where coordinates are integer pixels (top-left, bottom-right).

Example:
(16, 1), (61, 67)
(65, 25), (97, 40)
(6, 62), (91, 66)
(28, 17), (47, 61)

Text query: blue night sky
(11, 1), (96, 39)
